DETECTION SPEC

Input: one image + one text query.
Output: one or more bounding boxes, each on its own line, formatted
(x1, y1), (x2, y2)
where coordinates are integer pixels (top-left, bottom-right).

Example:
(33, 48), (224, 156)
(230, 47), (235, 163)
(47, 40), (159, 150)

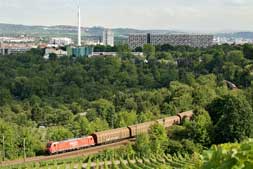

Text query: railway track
(0, 111), (193, 168)
(0, 138), (135, 167)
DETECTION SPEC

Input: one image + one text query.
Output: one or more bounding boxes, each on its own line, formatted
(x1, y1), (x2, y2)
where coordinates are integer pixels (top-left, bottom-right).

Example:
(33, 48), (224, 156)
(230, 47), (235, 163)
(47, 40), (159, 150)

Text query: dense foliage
(1, 44), (253, 160)
(3, 140), (253, 169)
(201, 140), (253, 169)
(207, 94), (253, 144)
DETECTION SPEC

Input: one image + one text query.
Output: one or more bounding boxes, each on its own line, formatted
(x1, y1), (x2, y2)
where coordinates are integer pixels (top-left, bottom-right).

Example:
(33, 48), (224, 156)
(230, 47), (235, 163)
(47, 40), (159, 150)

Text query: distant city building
(128, 34), (147, 49)
(43, 47), (68, 59)
(128, 33), (214, 49)
(0, 36), (35, 43)
(0, 42), (36, 55)
(213, 36), (253, 45)
(83, 36), (103, 46)
(67, 46), (93, 57)
(49, 37), (73, 46)
(38, 43), (48, 49)
(103, 29), (114, 46)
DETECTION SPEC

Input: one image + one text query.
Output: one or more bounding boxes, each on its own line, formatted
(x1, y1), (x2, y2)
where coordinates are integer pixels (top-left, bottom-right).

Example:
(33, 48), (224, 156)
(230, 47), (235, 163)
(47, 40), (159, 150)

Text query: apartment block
(103, 29), (114, 47)
(128, 33), (214, 49)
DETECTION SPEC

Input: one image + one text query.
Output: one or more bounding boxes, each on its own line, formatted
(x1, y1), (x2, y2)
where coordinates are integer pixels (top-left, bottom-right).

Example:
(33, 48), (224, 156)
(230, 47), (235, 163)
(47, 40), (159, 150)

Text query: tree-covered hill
(1, 44), (253, 160)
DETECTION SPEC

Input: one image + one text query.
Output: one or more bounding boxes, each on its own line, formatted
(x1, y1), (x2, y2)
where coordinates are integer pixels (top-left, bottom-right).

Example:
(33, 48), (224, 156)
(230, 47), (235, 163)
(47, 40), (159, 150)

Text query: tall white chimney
(78, 0), (81, 46)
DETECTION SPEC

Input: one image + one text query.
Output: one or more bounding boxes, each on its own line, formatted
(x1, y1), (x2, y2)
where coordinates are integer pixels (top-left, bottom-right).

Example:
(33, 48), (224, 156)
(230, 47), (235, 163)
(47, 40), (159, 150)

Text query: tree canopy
(1, 43), (253, 159)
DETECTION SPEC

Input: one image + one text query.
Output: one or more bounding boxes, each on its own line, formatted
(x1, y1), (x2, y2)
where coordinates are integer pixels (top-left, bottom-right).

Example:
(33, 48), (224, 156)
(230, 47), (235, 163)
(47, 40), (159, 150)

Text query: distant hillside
(0, 23), (81, 37)
(0, 23), (178, 38)
(1, 23), (253, 40)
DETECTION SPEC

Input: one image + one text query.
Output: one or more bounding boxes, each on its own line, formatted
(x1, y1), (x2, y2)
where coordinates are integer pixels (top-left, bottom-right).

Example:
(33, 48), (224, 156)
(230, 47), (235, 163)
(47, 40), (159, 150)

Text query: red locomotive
(46, 110), (193, 154)
(46, 136), (95, 154)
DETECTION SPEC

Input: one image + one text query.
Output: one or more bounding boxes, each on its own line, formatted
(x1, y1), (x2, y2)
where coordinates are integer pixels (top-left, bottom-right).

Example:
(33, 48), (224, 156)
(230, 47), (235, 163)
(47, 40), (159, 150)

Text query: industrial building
(92, 52), (143, 57)
(0, 42), (36, 55)
(67, 46), (93, 57)
(128, 33), (214, 49)
(0, 47), (31, 55)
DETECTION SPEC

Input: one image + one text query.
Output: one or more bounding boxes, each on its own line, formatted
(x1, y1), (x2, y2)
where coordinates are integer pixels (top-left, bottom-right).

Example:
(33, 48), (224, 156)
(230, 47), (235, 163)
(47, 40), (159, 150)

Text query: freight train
(46, 110), (193, 154)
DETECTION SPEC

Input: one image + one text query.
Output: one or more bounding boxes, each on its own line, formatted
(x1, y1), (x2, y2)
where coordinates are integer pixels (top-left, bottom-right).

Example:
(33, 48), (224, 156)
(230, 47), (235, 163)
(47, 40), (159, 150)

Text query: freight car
(91, 127), (130, 145)
(128, 121), (156, 137)
(157, 115), (181, 128)
(177, 110), (193, 121)
(46, 110), (193, 154)
(129, 113), (187, 138)
(46, 136), (95, 154)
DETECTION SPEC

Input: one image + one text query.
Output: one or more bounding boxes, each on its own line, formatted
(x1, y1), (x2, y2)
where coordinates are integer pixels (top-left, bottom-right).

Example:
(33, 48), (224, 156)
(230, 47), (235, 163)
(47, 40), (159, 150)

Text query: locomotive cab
(46, 142), (57, 155)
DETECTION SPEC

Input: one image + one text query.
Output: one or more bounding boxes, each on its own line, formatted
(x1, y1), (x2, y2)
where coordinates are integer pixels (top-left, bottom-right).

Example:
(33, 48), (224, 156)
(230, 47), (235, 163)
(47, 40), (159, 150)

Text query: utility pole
(2, 136), (5, 162)
(135, 120), (138, 138)
(135, 121), (139, 158)
(23, 138), (26, 162)
(112, 94), (116, 129)
(112, 113), (114, 129)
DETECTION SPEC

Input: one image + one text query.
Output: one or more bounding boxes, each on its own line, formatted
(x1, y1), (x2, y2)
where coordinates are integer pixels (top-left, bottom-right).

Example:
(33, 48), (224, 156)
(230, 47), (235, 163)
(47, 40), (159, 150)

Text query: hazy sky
(0, 0), (253, 32)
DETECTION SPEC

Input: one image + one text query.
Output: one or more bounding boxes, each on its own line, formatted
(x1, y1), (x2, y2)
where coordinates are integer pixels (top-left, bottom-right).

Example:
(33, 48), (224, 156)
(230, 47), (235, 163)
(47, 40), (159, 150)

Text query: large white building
(103, 29), (114, 46)
(43, 47), (68, 59)
(49, 37), (73, 46)
(128, 33), (214, 49)
(83, 36), (103, 46)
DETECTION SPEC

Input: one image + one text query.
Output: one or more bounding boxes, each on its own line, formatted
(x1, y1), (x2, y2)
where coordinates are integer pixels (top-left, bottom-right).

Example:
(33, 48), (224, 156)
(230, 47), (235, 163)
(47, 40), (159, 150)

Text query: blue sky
(0, 0), (253, 32)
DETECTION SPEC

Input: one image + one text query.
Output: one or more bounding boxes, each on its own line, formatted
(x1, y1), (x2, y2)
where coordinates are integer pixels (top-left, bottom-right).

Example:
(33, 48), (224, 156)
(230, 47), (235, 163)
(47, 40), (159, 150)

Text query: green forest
(1, 43), (253, 163)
